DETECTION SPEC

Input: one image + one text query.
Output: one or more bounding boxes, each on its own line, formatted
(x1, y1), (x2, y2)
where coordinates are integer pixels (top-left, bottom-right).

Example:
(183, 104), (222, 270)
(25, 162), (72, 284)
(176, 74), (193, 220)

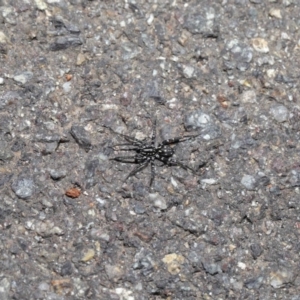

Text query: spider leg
(162, 134), (199, 145)
(124, 159), (150, 182)
(149, 160), (156, 187)
(110, 145), (141, 151)
(166, 158), (196, 173)
(151, 117), (157, 146)
(103, 125), (144, 146)
(110, 155), (143, 163)
(111, 143), (138, 147)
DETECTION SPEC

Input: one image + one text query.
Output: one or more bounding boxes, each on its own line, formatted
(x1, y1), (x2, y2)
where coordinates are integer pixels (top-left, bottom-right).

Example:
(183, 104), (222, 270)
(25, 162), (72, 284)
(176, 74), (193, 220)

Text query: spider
(104, 118), (199, 187)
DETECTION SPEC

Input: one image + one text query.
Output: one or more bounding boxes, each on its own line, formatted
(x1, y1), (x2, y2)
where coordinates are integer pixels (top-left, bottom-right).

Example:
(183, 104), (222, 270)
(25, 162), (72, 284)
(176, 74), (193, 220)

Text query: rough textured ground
(0, 0), (300, 299)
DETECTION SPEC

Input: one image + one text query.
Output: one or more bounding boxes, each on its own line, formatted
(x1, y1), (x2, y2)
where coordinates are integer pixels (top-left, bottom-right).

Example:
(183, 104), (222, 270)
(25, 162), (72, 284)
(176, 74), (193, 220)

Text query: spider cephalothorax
(105, 118), (199, 187)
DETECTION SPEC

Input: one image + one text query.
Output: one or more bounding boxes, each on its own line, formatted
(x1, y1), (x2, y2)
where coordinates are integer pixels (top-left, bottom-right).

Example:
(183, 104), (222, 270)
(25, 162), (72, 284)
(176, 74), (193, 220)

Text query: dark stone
(70, 124), (92, 151)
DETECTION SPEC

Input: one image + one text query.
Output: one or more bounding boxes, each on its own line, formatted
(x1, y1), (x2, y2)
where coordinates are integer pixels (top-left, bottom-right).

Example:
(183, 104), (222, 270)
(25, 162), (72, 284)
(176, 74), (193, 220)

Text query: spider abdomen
(157, 145), (175, 157)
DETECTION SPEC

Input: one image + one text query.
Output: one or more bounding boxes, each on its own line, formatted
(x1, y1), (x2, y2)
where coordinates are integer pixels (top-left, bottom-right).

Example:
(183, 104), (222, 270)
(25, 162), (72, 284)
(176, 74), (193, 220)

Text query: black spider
(105, 118), (199, 187)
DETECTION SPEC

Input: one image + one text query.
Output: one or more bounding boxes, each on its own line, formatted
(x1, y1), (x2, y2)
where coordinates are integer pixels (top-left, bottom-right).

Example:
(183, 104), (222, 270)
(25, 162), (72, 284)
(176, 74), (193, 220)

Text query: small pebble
(269, 8), (282, 19)
(251, 38), (269, 53)
(147, 14), (154, 25)
(269, 269), (293, 288)
(105, 264), (124, 281)
(134, 203), (146, 214)
(81, 249), (95, 262)
(65, 187), (81, 198)
(184, 110), (211, 130)
(35, 0), (47, 10)
(238, 262), (247, 270)
(115, 288), (134, 300)
(76, 53), (86, 65)
(162, 253), (185, 275)
(0, 31), (9, 43)
(270, 105), (288, 123)
(241, 175), (257, 190)
(62, 82), (72, 93)
(13, 71), (33, 84)
(201, 178), (217, 185)
(244, 276), (264, 289)
(38, 282), (50, 291)
(182, 65), (195, 78)
(149, 193), (167, 210)
(50, 169), (67, 180)
(202, 261), (221, 275)
(240, 90), (256, 103)
(0, 278), (10, 300)
(11, 177), (34, 199)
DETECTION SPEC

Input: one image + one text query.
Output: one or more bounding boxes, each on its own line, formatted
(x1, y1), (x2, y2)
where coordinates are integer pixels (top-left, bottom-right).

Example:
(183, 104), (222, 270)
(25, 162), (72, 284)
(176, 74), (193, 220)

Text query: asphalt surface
(0, 0), (300, 299)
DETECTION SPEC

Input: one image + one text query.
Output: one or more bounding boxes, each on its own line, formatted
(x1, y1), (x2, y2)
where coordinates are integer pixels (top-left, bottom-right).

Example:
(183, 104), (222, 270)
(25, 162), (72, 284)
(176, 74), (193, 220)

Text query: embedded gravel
(1, 0), (300, 299)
